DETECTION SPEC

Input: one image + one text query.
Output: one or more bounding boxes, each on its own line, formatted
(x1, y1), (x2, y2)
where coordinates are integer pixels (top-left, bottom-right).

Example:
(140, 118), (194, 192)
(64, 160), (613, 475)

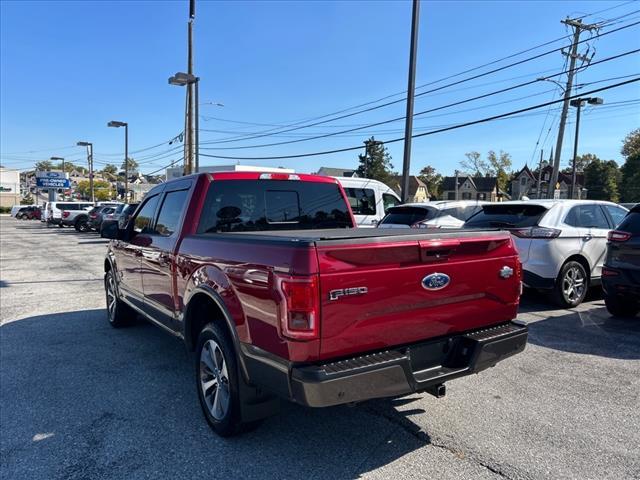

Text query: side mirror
(101, 221), (122, 240)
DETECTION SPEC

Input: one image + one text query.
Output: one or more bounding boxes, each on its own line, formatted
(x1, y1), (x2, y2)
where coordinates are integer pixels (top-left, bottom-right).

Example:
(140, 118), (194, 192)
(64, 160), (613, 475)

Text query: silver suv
(465, 200), (628, 307)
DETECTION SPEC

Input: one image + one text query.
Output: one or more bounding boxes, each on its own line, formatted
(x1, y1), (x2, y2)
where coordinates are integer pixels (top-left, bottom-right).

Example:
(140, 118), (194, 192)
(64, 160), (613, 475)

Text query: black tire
(75, 218), (90, 232)
(605, 294), (639, 317)
(58, 223), (64, 228)
(104, 270), (135, 328)
(552, 260), (589, 308)
(195, 323), (245, 437)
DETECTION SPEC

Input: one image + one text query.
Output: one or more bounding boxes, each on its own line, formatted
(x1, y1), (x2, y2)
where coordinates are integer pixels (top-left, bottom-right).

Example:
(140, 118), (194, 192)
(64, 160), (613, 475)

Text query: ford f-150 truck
(102, 171), (527, 436)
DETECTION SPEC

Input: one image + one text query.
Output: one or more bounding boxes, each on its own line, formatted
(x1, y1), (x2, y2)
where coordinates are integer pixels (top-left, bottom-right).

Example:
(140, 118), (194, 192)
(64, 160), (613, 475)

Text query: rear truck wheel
(553, 260), (589, 308)
(196, 323), (246, 437)
(58, 223), (64, 228)
(605, 294), (639, 317)
(104, 270), (135, 328)
(75, 218), (89, 232)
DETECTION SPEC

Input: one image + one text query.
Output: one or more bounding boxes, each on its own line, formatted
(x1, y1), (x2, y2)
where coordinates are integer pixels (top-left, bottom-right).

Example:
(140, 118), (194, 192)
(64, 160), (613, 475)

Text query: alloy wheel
(562, 265), (585, 303)
(199, 339), (230, 421)
(106, 274), (117, 323)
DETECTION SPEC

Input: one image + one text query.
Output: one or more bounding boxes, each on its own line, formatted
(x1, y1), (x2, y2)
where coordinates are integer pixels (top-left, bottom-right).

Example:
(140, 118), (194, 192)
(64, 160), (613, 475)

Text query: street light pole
(108, 121), (129, 201)
(169, 72), (200, 175)
(569, 96), (603, 199)
(77, 141), (95, 204)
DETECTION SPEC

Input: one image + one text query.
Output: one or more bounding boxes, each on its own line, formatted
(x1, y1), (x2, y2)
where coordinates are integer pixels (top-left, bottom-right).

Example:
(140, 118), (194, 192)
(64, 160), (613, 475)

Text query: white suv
(465, 200), (628, 307)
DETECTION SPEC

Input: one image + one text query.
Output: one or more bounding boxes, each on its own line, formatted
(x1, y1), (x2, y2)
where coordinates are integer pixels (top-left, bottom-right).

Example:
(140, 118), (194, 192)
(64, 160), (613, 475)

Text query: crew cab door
(139, 182), (192, 331)
(112, 194), (160, 308)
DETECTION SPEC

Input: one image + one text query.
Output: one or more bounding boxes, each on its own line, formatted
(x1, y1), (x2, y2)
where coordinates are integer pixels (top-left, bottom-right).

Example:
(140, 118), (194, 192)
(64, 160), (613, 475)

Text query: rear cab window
(197, 179), (353, 233)
(465, 204), (548, 229)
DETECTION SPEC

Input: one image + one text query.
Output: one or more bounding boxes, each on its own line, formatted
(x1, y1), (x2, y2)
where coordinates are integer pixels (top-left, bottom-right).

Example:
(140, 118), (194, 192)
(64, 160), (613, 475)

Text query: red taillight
(602, 267), (619, 277)
(511, 227), (561, 239)
(608, 230), (631, 242)
(89, 213), (97, 218)
(62, 211), (70, 218)
(277, 275), (319, 340)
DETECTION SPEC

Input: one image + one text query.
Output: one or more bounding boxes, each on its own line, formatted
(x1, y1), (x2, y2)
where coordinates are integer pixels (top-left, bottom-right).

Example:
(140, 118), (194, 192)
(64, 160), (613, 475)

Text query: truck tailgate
(316, 231), (521, 359)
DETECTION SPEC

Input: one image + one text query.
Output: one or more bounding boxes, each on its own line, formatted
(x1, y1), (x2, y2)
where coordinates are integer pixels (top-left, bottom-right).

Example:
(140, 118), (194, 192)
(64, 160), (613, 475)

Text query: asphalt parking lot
(1, 215), (639, 480)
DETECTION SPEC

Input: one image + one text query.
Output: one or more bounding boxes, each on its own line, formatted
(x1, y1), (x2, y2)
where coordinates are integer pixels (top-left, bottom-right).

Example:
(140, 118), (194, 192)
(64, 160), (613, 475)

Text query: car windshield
(379, 206), (438, 226)
(464, 204), (548, 228)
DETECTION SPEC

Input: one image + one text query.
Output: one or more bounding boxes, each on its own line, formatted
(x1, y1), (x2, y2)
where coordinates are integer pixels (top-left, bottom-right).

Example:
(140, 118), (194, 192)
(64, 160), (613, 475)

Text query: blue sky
(1, 0), (639, 177)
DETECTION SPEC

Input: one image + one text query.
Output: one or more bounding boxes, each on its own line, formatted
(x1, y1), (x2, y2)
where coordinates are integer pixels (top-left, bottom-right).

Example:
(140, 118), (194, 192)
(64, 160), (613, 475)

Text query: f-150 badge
(422, 273), (450, 291)
(329, 287), (368, 301)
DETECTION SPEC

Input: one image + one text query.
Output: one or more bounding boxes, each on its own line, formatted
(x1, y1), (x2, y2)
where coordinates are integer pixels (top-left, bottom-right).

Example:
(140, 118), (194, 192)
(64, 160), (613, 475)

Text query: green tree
(121, 157), (138, 174)
(584, 159), (620, 202)
(76, 180), (114, 201)
(620, 129), (640, 202)
(35, 160), (53, 171)
(20, 194), (34, 205)
(356, 137), (394, 184)
(418, 165), (443, 199)
(460, 151), (487, 177)
(101, 164), (119, 180)
(486, 150), (512, 192)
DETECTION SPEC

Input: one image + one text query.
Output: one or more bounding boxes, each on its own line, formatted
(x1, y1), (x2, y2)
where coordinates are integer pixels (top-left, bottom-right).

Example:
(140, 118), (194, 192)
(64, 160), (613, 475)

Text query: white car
(464, 200), (628, 307)
(378, 201), (487, 229)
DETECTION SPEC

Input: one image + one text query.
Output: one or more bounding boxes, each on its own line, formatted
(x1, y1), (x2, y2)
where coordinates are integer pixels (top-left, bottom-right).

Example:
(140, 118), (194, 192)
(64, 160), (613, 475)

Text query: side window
(155, 190), (190, 236)
(344, 188), (376, 215)
(383, 193), (400, 212)
(604, 205), (627, 228)
(565, 205), (609, 229)
(133, 195), (160, 234)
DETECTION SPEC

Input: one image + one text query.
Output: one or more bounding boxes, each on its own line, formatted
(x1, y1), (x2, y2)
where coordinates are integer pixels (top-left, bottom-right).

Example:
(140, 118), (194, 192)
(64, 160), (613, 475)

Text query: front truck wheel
(104, 270), (136, 327)
(196, 322), (252, 437)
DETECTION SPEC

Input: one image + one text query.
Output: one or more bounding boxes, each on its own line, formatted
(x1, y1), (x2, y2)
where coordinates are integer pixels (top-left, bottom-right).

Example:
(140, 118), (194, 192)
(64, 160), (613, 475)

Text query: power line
(198, 49), (639, 151)
(197, 77), (639, 161)
(196, 19), (640, 148)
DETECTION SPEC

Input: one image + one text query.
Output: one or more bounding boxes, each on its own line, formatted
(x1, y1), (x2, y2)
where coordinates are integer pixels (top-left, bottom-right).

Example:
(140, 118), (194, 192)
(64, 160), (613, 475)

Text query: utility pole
(547, 18), (597, 198)
(454, 169), (459, 201)
(184, 0), (195, 176)
(77, 142), (94, 204)
(400, 0), (420, 203)
(536, 149), (544, 199)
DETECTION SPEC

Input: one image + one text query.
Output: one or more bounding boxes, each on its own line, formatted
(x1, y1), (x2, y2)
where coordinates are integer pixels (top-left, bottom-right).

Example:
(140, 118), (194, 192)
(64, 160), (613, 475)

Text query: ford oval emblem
(422, 272), (450, 291)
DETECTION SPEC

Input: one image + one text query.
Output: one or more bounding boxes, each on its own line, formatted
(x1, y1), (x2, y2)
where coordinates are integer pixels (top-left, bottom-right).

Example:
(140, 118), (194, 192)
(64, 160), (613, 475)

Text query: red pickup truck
(102, 171), (527, 436)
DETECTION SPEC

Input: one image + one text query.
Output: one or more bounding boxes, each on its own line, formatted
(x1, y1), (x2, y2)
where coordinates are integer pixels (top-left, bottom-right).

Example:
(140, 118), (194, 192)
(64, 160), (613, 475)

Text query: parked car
(378, 201), (487, 229)
(10, 204), (36, 217)
(100, 203), (139, 237)
(14, 205), (41, 220)
(602, 204), (640, 317)
(334, 177), (401, 227)
(464, 200), (628, 308)
(46, 201), (94, 227)
(88, 206), (115, 231)
(102, 171), (527, 436)
(61, 205), (94, 230)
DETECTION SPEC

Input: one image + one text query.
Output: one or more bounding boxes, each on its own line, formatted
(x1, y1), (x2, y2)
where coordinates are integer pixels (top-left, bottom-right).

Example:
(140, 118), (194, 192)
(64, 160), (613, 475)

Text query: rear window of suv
(379, 206), (437, 226)
(197, 180), (353, 233)
(464, 204), (548, 228)
(617, 206), (640, 234)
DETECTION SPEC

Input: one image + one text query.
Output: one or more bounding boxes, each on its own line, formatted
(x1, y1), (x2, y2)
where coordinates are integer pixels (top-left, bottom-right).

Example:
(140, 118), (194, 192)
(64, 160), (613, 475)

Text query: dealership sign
(35, 170), (70, 188)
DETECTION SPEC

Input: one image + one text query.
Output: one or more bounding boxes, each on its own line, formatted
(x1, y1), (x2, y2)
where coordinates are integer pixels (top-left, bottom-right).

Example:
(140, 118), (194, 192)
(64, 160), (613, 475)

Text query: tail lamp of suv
(510, 227), (561, 239)
(608, 230), (631, 242)
(62, 211), (70, 219)
(276, 275), (319, 340)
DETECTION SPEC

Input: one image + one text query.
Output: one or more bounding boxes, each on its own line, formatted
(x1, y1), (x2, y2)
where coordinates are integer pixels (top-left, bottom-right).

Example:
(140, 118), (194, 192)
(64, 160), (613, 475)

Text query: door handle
(582, 234), (592, 241)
